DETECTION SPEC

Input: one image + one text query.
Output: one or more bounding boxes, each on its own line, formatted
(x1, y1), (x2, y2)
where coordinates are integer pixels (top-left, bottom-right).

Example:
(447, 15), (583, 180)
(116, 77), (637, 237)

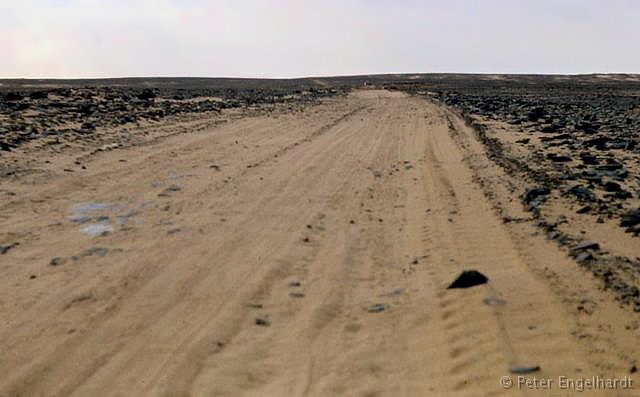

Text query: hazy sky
(1, 0), (639, 78)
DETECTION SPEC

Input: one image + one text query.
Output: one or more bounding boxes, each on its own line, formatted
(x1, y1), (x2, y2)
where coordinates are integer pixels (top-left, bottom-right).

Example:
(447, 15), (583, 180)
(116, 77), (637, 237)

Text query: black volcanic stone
(579, 153), (598, 165)
(447, 270), (488, 289)
(583, 136), (610, 150)
(565, 185), (597, 201)
(597, 162), (624, 171)
(620, 209), (640, 227)
(522, 187), (550, 205)
(547, 153), (572, 162)
(527, 107), (546, 122)
(603, 181), (622, 192)
(29, 91), (49, 100)
(571, 240), (600, 252)
(4, 92), (23, 101)
(137, 89), (156, 100)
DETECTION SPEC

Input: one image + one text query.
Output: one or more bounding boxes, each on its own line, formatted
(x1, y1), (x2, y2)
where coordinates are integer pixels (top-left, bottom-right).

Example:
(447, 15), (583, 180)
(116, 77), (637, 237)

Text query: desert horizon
(2, 1), (640, 396)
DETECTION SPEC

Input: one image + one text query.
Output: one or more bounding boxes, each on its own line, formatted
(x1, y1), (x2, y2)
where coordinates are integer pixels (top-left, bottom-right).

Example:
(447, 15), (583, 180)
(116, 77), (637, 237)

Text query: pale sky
(1, 0), (639, 78)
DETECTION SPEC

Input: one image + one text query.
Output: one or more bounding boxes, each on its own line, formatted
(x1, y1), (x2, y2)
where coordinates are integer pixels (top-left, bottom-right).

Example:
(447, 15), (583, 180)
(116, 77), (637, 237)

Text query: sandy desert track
(0, 90), (638, 396)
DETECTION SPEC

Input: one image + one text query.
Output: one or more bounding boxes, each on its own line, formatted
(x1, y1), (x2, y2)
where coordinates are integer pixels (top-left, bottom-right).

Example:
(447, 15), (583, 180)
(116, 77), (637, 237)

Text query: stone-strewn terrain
(2, 79), (640, 395)
(0, 83), (341, 153)
(438, 86), (640, 229)
(386, 77), (640, 311)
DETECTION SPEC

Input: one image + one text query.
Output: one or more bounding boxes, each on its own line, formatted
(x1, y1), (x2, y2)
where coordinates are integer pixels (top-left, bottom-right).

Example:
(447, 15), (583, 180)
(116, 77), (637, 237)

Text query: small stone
(447, 270), (488, 289)
(575, 252), (593, 263)
(367, 303), (389, 313)
(255, 317), (270, 326)
(570, 241), (600, 253)
(564, 185), (597, 201)
(80, 247), (110, 258)
(511, 365), (541, 374)
(620, 209), (640, 228)
(49, 257), (66, 266)
(0, 242), (19, 255)
(603, 181), (622, 192)
(576, 205), (592, 214)
(289, 292), (305, 298)
(522, 187), (550, 205)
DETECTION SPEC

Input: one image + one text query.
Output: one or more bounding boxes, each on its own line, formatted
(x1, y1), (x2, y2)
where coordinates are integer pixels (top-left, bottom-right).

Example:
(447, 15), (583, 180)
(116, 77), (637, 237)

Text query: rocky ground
(388, 77), (640, 312)
(0, 80), (343, 176)
(1, 77), (640, 396)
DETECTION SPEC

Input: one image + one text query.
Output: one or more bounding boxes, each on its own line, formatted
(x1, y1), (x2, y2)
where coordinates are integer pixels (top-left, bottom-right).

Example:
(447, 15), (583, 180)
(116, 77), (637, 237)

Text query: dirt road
(1, 90), (638, 396)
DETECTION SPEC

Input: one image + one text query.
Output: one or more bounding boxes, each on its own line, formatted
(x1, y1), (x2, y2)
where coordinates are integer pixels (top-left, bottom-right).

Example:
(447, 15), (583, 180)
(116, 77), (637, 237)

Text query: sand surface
(0, 90), (638, 396)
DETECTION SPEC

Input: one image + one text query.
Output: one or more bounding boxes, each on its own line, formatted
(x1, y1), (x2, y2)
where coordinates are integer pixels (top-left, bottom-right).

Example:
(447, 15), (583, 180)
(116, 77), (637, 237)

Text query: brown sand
(0, 90), (638, 396)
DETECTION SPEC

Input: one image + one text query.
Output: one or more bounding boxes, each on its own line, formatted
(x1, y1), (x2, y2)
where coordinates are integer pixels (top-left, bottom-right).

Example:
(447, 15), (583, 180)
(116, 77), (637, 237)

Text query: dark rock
(576, 121), (599, 134)
(579, 153), (598, 165)
(620, 209), (640, 227)
(540, 133), (572, 142)
(527, 107), (546, 122)
(583, 136), (610, 150)
(4, 92), (23, 101)
(137, 89), (156, 100)
(29, 91), (49, 100)
(625, 225), (640, 236)
(613, 190), (632, 200)
(576, 205), (592, 214)
(79, 247), (109, 258)
(255, 317), (270, 326)
(540, 124), (562, 133)
(571, 240), (600, 253)
(81, 122), (96, 131)
(510, 365), (541, 374)
(602, 181), (622, 192)
(447, 270), (488, 289)
(522, 187), (550, 205)
(0, 242), (19, 255)
(597, 162), (623, 171)
(564, 185), (596, 201)
(547, 153), (572, 162)
(547, 231), (561, 240)
(0, 141), (16, 152)
(49, 257), (66, 266)
(367, 303), (389, 313)
(575, 252), (593, 263)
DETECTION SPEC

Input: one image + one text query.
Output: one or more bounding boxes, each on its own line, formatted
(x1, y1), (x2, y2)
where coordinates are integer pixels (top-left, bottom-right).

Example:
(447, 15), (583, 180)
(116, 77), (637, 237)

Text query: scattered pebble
(511, 365), (541, 374)
(367, 303), (389, 313)
(0, 242), (19, 255)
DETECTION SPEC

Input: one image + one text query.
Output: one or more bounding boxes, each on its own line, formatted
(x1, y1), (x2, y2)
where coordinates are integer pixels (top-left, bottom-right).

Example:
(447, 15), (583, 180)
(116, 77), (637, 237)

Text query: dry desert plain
(1, 75), (640, 396)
